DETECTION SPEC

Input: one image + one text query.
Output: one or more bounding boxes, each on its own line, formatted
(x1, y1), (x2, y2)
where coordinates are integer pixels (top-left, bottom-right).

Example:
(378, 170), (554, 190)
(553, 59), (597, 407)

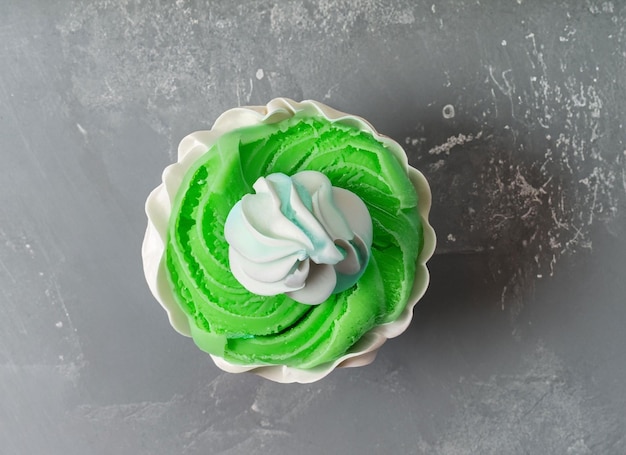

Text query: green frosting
(165, 115), (423, 368)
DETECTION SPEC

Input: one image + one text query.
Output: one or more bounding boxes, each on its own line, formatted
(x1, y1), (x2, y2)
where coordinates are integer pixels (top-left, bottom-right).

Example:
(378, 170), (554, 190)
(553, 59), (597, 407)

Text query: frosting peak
(225, 171), (372, 305)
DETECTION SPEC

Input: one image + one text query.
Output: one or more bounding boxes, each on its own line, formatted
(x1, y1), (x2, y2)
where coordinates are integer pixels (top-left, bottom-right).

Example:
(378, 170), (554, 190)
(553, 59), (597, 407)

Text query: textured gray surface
(1, 0), (625, 453)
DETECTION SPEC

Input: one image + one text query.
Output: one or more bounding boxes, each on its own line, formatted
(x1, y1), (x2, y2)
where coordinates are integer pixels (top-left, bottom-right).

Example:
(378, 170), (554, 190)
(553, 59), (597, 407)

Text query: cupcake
(142, 98), (435, 383)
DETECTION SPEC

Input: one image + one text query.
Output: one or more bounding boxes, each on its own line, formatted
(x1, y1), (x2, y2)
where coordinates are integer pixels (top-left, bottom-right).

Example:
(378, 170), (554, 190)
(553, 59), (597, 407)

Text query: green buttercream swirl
(165, 115), (423, 368)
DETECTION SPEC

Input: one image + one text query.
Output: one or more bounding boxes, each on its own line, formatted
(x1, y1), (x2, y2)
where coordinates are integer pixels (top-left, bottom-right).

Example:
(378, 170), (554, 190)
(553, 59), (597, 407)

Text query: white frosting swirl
(224, 171), (372, 305)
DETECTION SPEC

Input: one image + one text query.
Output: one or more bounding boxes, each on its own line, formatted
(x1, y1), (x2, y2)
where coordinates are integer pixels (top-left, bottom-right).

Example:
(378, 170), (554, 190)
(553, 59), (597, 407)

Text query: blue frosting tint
(266, 173), (343, 266)
(224, 171), (373, 305)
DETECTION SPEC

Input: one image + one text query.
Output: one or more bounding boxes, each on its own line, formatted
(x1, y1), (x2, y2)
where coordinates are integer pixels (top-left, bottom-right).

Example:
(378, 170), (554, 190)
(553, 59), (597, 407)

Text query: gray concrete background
(1, 0), (625, 453)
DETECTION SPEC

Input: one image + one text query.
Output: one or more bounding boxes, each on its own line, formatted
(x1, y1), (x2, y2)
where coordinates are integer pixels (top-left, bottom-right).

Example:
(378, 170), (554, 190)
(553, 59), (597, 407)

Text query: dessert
(142, 98), (435, 382)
